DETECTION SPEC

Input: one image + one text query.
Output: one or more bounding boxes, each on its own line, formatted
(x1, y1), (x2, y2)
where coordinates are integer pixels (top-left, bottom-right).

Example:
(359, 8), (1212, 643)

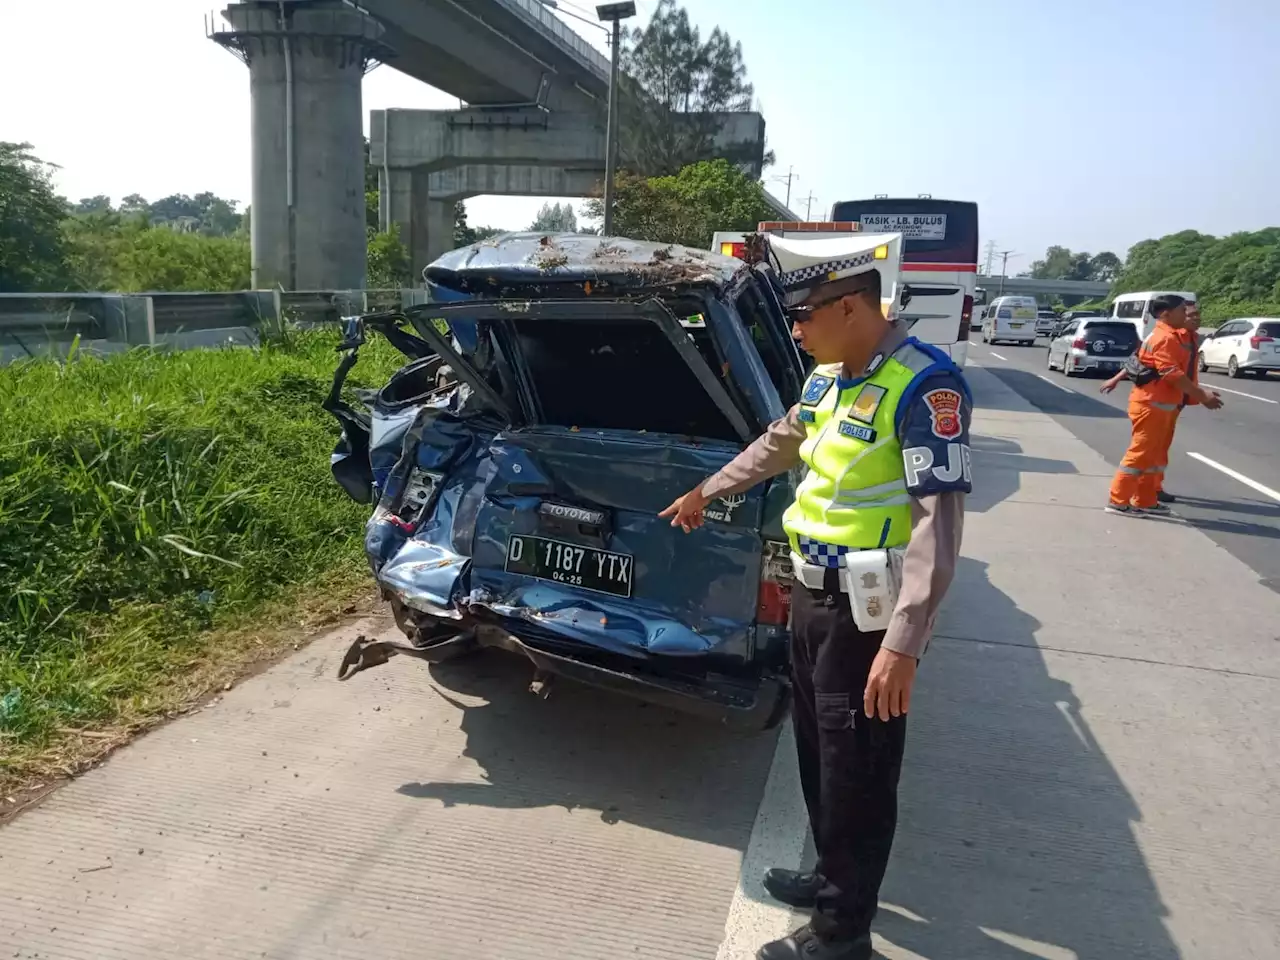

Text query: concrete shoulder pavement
(865, 365), (1280, 959)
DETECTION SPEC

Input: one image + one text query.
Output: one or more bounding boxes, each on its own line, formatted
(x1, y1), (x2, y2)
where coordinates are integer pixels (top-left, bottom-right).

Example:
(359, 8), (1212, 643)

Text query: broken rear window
(507, 317), (740, 442)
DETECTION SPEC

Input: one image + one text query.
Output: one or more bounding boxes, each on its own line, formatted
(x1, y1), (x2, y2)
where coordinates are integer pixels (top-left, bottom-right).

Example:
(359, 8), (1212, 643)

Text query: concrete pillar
(378, 168), (456, 277)
(214, 1), (389, 290)
(422, 198), (456, 275)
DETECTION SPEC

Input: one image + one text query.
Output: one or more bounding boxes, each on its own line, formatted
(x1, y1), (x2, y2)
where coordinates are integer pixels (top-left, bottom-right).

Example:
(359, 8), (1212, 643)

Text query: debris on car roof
(425, 232), (744, 295)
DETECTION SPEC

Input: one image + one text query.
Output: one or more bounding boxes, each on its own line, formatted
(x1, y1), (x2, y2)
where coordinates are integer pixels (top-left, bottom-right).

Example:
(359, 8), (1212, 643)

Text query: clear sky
(3, 0), (1278, 266)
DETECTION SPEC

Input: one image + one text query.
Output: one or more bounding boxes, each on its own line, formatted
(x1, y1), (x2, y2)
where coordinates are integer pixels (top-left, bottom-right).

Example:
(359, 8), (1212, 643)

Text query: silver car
(1046, 318), (1141, 377)
(1035, 310), (1058, 338)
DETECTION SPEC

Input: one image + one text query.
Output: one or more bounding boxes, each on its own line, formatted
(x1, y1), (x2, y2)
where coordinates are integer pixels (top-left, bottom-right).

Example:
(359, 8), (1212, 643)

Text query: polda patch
(923, 388), (964, 439)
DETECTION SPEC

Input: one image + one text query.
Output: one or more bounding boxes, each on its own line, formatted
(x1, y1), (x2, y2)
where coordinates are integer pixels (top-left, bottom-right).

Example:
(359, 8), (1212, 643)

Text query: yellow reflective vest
(783, 339), (947, 566)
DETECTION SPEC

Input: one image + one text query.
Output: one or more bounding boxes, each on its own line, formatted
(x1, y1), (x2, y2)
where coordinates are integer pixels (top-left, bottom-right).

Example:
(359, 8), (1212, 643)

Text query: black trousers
(790, 572), (908, 939)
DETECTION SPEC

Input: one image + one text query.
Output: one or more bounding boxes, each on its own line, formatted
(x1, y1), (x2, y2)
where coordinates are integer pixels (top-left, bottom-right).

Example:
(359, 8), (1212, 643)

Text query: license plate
(504, 535), (634, 598)
(1010, 322), (1024, 328)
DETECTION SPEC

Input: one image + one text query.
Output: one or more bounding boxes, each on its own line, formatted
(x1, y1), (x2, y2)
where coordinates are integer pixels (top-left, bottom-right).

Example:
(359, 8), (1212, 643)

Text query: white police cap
(770, 233), (903, 308)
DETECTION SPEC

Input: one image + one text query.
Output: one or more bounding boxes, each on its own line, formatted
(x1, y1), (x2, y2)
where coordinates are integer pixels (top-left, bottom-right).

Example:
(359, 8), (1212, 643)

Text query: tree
(62, 213), (250, 292)
(1089, 252), (1122, 282)
(0, 142), (71, 292)
(367, 226), (411, 288)
(145, 193), (244, 236)
(618, 0), (768, 176)
(1027, 245), (1122, 283)
(1107, 227), (1280, 321)
(584, 158), (776, 249)
(72, 195), (112, 215)
(529, 201), (578, 234)
(453, 201), (503, 247)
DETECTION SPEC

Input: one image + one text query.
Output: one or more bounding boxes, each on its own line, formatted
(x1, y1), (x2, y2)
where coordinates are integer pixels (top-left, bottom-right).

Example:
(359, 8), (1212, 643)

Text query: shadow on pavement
(394, 654), (777, 849)
(875, 557), (1180, 960)
(965, 434), (1079, 515)
(984, 367), (1130, 419)
(1170, 494), (1280, 520)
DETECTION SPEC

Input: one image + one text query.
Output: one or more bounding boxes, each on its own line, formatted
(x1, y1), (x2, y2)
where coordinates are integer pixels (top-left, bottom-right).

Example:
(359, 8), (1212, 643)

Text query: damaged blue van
(326, 233), (805, 730)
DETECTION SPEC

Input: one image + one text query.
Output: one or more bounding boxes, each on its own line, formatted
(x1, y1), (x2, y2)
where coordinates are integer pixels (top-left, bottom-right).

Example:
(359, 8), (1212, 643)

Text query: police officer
(661, 233), (973, 960)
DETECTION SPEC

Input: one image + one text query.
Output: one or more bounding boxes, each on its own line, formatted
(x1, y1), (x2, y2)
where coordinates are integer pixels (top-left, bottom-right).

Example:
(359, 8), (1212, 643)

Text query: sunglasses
(787, 287), (871, 324)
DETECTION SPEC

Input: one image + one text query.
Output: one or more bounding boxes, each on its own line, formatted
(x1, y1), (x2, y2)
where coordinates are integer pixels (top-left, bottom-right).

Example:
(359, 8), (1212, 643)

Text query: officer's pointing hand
(864, 648), (917, 721)
(659, 486), (710, 533)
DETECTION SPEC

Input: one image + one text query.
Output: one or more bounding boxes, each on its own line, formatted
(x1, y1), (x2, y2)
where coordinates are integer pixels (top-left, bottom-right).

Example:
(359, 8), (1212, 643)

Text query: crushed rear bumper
(338, 618), (789, 732)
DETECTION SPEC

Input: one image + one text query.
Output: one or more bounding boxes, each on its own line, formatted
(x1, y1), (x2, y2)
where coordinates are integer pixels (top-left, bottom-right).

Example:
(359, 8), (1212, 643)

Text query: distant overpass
(211, 0), (768, 287)
(976, 275), (1111, 299)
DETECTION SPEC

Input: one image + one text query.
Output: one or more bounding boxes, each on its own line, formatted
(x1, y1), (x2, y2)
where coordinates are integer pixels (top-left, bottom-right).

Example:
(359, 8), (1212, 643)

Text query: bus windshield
(828, 198), (980, 366)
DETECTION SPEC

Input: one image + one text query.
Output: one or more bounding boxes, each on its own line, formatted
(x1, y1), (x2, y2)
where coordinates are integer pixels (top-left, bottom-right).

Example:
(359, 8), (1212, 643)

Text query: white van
(981, 295), (1039, 345)
(1110, 290), (1197, 340)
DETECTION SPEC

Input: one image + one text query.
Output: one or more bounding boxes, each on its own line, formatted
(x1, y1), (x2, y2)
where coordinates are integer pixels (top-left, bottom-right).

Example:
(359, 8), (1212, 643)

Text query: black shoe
(763, 868), (824, 908)
(756, 924), (873, 960)
(1157, 489), (1176, 503)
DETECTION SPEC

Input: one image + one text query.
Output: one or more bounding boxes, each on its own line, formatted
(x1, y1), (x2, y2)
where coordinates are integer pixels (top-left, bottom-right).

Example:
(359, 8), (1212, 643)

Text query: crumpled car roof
(424, 232), (746, 295)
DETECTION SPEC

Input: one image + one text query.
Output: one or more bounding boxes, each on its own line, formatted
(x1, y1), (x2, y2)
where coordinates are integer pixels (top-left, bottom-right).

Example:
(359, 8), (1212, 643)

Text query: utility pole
(596, 2), (637, 236)
(801, 191), (819, 220)
(998, 250), (1018, 295)
(982, 239), (998, 276)
(782, 166), (796, 208)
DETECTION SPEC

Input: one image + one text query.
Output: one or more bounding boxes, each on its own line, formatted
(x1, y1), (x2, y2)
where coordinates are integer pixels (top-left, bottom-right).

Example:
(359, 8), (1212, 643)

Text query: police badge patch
(923, 388), (964, 439)
(801, 374), (835, 405)
(848, 384), (887, 424)
(797, 408), (816, 423)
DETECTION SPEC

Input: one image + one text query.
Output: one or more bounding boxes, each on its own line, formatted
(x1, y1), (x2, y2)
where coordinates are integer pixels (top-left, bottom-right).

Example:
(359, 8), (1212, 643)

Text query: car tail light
(1072, 337), (1088, 350)
(1250, 335), (1274, 349)
(720, 241), (746, 259)
(757, 542), (793, 626)
(958, 295), (973, 342)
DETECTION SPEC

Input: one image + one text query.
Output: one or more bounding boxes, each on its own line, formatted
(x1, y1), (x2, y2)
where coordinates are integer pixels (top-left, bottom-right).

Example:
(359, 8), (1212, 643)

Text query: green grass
(0, 329), (401, 760)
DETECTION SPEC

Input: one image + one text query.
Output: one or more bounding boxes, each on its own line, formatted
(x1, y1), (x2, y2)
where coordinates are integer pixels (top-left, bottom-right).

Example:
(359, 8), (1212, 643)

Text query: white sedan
(1199, 318), (1280, 378)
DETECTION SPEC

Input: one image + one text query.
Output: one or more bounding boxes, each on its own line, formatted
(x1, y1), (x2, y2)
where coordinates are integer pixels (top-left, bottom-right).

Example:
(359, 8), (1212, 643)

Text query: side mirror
(899, 285), (914, 310)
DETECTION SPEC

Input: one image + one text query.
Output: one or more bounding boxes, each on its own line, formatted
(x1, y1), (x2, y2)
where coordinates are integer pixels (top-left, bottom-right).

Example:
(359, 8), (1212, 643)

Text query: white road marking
(1035, 374), (1073, 393)
(988, 351), (1009, 362)
(1186, 452), (1280, 503)
(1206, 384), (1278, 404)
(716, 724), (808, 960)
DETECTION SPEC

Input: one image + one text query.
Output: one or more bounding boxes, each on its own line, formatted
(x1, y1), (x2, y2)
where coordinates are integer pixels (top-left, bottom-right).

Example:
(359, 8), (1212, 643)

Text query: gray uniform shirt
(699, 326), (965, 659)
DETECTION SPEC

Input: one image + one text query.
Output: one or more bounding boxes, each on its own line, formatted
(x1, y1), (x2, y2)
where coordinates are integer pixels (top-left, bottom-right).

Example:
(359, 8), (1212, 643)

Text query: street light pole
(596, 2), (636, 236)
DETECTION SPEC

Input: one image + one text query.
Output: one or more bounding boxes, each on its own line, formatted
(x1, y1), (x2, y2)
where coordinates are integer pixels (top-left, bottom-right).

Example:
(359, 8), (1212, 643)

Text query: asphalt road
(968, 333), (1280, 592)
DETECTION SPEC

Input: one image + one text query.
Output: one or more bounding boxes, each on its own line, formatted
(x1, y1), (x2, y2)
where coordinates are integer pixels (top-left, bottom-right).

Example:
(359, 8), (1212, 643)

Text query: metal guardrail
(0, 289), (429, 362)
(495, 0), (611, 84)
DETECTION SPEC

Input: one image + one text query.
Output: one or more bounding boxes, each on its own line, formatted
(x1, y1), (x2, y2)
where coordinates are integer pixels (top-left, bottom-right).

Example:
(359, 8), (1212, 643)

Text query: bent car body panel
(327, 234), (805, 722)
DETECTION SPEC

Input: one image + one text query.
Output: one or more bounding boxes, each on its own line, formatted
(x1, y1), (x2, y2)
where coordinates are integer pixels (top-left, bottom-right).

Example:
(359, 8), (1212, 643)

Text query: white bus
(714, 211), (975, 367)
(828, 198), (979, 368)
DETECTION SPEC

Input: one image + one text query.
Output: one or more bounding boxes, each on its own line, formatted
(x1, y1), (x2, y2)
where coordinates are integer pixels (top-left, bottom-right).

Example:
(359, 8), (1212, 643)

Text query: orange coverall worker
(1109, 321), (1198, 509)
